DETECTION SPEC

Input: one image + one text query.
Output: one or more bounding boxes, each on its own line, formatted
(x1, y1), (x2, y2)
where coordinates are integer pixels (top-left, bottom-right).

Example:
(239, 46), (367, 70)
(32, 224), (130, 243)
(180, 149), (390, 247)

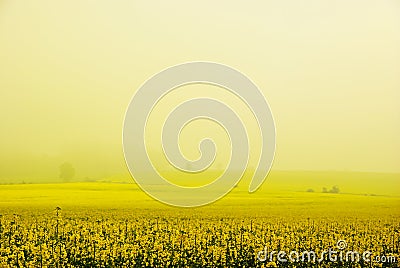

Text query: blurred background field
(1, 171), (399, 215)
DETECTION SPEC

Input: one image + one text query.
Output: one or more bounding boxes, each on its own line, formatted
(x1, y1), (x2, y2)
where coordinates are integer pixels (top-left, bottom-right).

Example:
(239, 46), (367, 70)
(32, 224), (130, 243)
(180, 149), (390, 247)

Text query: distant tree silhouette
(329, 185), (340, 194)
(59, 162), (75, 182)
(322, 185), (340, 194)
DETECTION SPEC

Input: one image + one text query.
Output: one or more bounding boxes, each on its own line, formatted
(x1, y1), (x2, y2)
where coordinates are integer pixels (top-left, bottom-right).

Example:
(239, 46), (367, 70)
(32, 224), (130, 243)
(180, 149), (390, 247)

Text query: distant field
(1, 170), (399, 196)
(1, 171), (399, 216)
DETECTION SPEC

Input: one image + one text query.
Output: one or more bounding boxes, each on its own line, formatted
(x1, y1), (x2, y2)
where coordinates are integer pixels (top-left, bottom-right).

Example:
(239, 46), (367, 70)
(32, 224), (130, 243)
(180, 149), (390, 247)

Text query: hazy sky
(0, 0), (399, 180)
